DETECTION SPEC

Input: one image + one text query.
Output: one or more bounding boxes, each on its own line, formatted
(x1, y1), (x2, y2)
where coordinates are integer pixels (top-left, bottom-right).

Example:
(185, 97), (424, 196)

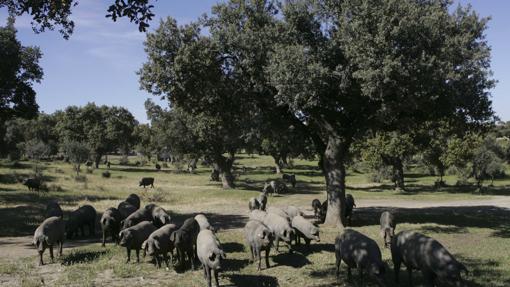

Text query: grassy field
(0, 155), (509, 286)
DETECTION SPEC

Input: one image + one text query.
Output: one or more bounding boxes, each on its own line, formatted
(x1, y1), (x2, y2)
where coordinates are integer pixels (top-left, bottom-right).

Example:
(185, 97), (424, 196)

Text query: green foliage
(443, 133), (506, 187)
(0, 17), (42, 116)
(0, 18), (42, 145)
(133, 123), (154, 160)
(2, 0), (156, 39)
(62, 140), (90, 175)
(23, 139), (52, 160)
(55, 103), (138, 167)
(360, 132), (415, 169)
(442, 133), (482, 170)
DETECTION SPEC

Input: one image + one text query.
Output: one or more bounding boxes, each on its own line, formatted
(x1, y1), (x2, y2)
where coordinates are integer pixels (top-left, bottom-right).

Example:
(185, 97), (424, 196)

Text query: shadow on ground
(348, 181), (510, 196)
(351, 205), (510, 238)
(227, 274), (279, 287)
(62, 249), (108, 265)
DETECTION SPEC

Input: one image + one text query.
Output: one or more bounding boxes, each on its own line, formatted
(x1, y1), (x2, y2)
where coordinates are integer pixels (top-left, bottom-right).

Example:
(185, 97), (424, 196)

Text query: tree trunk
(280, 152), (289, 168)
(322, 136), (348, 228)
(393, 158), (405, 190)
(438, 165), (445, 185)
(94, 153), (102, 169)
(272, 155), (283, 174)
(213, 154), (235, 189)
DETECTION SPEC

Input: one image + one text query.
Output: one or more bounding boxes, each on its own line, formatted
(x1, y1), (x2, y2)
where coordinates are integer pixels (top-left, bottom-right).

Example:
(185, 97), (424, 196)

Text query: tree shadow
(272, 252), (311, 268)
(223, 258), (250, 272)
(170, 212), (249, 231)
(0, 192), (118, 236)
(351, 205), (510, 238)
(0, 205), (45, 236)
(222, 242), (245, 253)
(0, 173), (21, 184)
(349, 181), (510, 196)
(61, 249), (107, 266)
(417, 225), (469, 234)
(227, 274), (279, 287)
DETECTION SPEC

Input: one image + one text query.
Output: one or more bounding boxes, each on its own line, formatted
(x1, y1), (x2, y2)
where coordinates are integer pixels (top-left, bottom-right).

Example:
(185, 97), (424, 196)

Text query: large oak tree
(266, 0), (494, 226)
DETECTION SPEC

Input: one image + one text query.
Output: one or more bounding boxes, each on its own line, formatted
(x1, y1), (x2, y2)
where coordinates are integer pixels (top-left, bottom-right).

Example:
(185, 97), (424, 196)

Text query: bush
(102, 171), (111, 178)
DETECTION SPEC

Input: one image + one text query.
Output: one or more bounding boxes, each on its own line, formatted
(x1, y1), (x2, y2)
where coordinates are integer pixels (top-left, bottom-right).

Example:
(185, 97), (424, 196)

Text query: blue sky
(1, 0), (508, 123)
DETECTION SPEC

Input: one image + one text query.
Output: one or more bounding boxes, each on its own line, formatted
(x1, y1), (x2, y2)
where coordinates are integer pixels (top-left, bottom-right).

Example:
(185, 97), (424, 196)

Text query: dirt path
(1, 196), (509, 261)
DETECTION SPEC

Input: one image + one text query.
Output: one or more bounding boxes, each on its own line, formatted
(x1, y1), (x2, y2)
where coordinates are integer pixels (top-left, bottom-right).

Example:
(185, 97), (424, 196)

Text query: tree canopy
(1, 0), (156, 39)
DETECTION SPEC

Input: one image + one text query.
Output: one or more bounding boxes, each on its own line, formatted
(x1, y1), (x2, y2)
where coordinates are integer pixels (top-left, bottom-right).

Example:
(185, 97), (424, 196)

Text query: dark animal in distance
(335, 229), (386, 286)
(263, 180), (287, 196)
(155, 163), (161, 170)
(33, 216), (65, 265)
(391, 231), (468, 286)
(23, 178), (41, 191)
(66, 205), (96, 239)
(282, 173), (296, 188)
(139, 177), (155, 188)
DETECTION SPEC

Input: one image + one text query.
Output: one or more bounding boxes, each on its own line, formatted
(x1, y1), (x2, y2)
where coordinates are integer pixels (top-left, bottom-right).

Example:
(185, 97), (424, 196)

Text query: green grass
(0, 155), (510, 286)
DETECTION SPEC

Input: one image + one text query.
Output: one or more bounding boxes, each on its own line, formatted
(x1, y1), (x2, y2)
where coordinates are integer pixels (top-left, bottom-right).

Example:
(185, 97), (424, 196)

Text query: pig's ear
(220, 250), (226, 259)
